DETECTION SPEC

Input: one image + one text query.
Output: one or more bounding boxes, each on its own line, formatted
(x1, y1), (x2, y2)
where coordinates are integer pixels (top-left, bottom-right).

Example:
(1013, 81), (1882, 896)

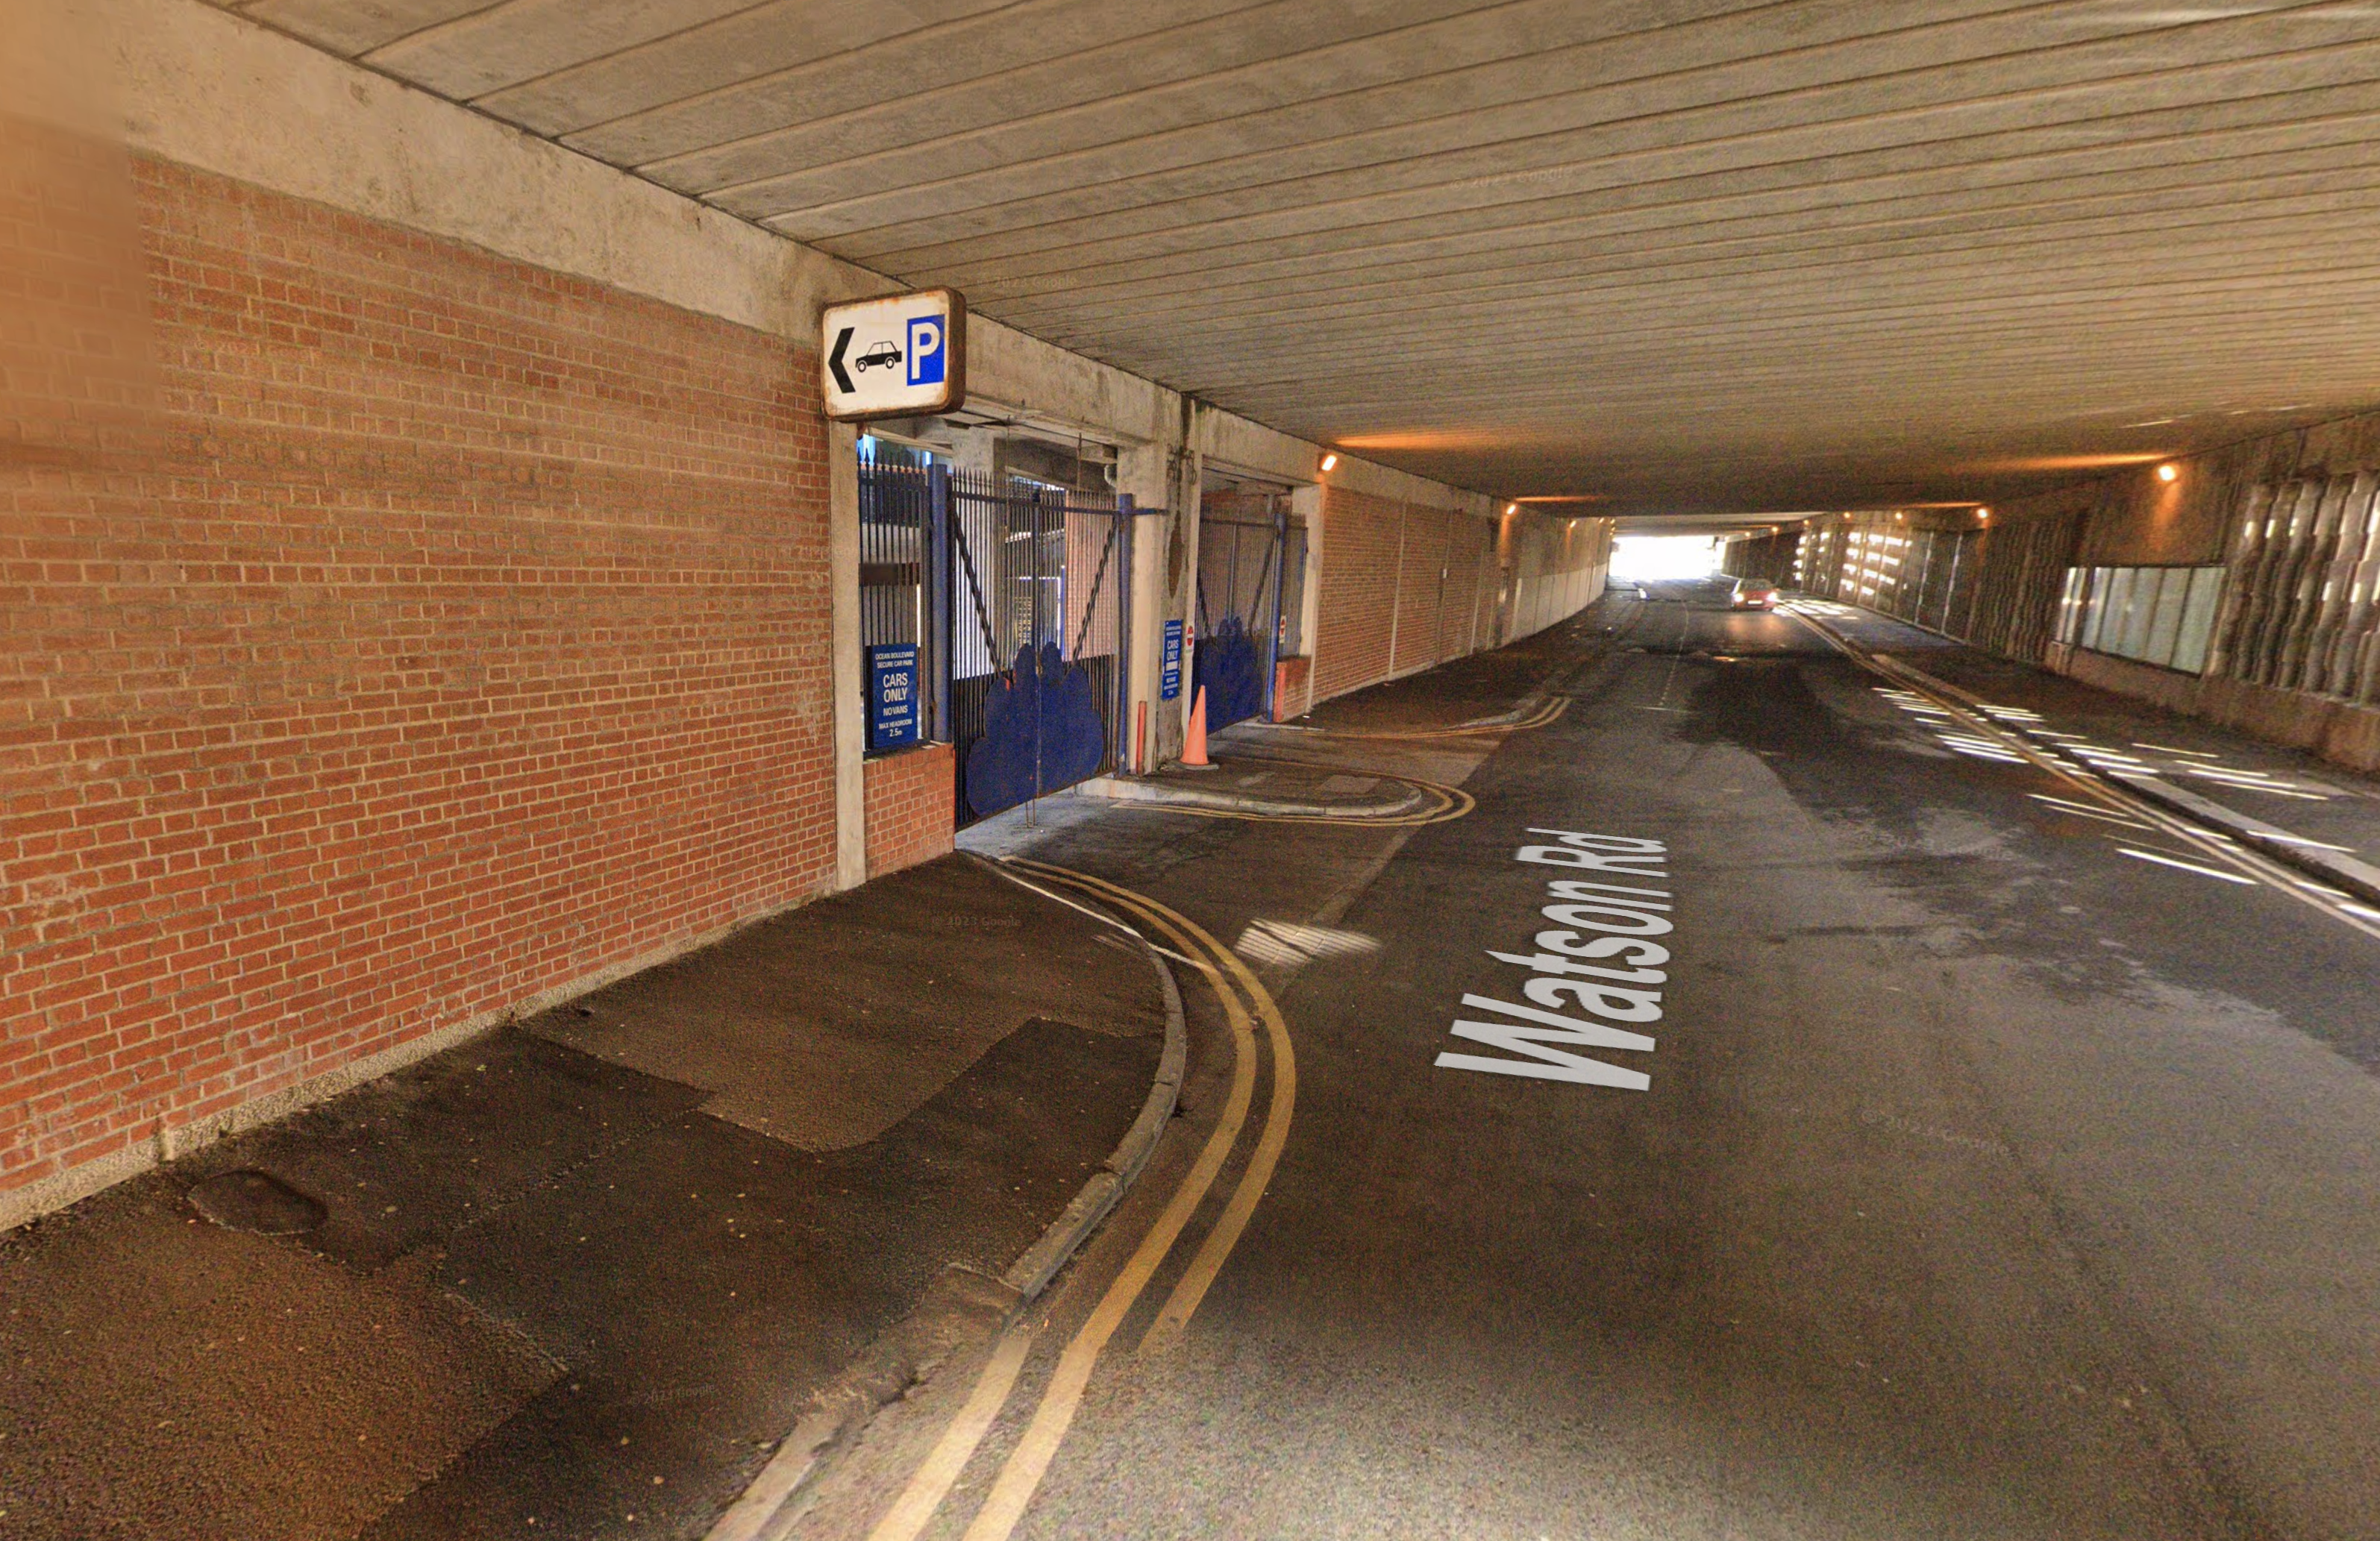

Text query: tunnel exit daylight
(9, 4), (2380, 1539)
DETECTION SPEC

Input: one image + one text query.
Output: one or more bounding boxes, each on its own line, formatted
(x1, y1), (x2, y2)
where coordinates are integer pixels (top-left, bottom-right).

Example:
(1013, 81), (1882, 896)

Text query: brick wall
(1310, 488), (1597, 708)
(1391, 506), (1452, 677)
(3, 135), (838, 1217)
(863, 744), (953, 879)
(1271, 656), (1312, 721)
(1310, 488), (1403, 702)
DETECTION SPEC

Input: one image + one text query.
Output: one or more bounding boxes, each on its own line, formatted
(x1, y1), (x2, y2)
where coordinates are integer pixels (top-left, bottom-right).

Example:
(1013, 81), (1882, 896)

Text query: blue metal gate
(1194, 497), (1290, 731)
(860, 458), (1132, 826)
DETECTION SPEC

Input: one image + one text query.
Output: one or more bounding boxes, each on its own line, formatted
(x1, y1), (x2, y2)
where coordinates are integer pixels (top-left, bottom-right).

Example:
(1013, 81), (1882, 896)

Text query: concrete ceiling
(214, 0), (2380, 518)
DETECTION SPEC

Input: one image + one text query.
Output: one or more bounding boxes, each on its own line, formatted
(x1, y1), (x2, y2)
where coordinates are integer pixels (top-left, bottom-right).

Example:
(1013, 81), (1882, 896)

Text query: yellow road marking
(1783, 607), (2380, 944)
(951, 871), (1263, 1541)
(1013, 861), (1302, 1349)
(1133, 903), (1297, 1351)
(863, 1322), (1035, 1541)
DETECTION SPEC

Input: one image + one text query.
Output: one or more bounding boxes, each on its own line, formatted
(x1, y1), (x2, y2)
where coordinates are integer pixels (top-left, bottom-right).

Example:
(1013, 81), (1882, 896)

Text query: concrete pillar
(1115, 440), (1171, 772)
(1291, 482), (1324, 700)
(830, 420), (865, 891)
(943, 424), (1001, 480)
(1168, 433), (1206, 764)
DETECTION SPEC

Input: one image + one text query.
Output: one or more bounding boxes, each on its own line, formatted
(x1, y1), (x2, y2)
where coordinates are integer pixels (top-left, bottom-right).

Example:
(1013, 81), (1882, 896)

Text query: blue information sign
(1160, 620), (1185, 700)
(868, 644), (921, 751)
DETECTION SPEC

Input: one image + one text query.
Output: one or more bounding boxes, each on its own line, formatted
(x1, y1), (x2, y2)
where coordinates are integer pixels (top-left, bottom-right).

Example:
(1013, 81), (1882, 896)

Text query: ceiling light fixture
(1319, 453), (1338, 474)
(2155, 462), (2179, 483)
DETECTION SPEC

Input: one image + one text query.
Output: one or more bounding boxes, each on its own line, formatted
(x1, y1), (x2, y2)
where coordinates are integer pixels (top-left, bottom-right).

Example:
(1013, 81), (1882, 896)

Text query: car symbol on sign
(854, 340), (904, 373)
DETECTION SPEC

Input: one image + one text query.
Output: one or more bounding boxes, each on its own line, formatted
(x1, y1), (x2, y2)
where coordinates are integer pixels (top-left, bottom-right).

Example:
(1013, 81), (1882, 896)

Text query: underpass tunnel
(11, 4), (2380, 1537)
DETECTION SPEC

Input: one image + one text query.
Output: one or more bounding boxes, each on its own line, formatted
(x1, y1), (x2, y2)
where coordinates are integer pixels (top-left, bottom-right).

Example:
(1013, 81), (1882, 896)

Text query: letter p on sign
(906, 316), (945, 387)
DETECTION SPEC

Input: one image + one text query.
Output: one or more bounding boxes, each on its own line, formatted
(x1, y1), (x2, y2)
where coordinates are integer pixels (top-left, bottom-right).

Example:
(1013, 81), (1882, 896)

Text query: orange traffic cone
(1181, 685), (1215, 769)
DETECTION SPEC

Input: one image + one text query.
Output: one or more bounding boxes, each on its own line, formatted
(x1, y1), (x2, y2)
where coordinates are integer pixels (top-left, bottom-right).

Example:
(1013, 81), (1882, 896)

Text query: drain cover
(187, 1169), (327, 1235)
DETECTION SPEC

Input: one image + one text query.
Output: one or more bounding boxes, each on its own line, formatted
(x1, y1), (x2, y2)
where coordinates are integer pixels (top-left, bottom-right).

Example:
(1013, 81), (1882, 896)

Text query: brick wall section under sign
(863, 744), (954, 879)
(1, 136), (839, 1217)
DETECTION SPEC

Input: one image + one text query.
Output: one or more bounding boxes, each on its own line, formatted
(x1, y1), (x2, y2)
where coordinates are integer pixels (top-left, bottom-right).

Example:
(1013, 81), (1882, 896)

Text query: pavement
(786, 576), (2380, 1541)
(0, 855), (1170, 1541)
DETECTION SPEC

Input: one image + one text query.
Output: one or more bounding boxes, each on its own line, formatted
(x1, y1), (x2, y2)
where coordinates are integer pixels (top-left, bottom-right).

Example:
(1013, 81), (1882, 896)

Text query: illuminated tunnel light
(2157, 462), (2180, 483)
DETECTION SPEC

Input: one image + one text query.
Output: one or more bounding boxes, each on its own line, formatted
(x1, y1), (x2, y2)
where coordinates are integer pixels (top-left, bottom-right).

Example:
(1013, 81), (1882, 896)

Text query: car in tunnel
(1729, 579), (1781, 609)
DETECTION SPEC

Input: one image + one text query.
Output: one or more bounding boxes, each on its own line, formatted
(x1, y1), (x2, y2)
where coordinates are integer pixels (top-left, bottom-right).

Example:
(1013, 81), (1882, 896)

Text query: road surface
(795, 580), (2380, 1541)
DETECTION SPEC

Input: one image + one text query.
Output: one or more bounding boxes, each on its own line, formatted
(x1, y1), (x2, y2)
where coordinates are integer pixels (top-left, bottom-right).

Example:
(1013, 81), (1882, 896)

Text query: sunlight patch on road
(1234, 920), (1383, 970)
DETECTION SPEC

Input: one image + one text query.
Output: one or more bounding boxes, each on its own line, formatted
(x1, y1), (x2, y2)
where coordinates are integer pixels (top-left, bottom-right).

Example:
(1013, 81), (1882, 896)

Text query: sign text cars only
(821, 289), (967, 421)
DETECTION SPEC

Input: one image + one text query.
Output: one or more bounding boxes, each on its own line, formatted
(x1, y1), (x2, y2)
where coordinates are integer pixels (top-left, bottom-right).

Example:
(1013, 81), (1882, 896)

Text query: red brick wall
(1310, 488), (1402, 701)
(3, 136), (837, 1211)
(1308, 489), (1607, 709)
(1390, 506), (1449, 677)
(863, 744), (953, 879)
(1271, 656), (1312, 721)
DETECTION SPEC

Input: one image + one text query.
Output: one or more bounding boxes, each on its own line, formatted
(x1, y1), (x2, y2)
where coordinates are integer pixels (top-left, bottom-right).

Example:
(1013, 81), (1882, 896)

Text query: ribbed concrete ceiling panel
(210, 0), (2380, 517)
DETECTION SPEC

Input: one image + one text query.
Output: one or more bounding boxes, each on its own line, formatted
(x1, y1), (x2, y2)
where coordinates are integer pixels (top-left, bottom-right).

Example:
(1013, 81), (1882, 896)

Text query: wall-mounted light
(1318, 452), (1339, 474)
(1506, 502), (1519, 515)
(2155, 462), (2179, 483)
(1894, 512), (1905, 521)
(1976, 506), (1991, 522)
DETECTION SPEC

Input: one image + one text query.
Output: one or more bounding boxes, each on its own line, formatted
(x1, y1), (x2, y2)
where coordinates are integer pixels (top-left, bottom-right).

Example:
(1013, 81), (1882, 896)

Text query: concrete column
(830, 421), (865, 891)
(943, 425), (1001, 479)
(1168, 436), (1205, 763)
(1116, 439), (1171, 773)
(1291, 482), (1324, 689)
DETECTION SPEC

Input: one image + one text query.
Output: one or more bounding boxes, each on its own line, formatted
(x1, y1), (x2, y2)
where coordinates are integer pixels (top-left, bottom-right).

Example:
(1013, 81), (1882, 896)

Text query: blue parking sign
(906, 316), (946, 388)
(869, 644), (921, 750)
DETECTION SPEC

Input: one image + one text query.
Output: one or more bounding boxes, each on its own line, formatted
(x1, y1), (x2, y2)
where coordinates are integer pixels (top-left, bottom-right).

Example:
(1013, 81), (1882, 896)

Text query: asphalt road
(798, 581), (2380, 1541)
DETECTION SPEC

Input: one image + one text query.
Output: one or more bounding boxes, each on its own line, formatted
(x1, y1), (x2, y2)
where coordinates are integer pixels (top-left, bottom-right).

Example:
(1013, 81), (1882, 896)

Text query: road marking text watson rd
(1435, 829), (1673, 1091)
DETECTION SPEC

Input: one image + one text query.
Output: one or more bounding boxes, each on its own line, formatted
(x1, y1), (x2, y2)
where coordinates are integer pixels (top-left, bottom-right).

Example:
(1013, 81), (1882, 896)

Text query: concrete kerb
(2105, 770), (2380, 906)
(1861, 647), (2380, 908)
(702, 867), (1189, 1541)
(1073, 769), (1429, 820)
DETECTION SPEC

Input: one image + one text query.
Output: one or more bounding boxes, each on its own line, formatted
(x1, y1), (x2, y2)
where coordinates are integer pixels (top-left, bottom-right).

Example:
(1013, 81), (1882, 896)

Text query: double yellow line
(864, 861), (1297, 1541)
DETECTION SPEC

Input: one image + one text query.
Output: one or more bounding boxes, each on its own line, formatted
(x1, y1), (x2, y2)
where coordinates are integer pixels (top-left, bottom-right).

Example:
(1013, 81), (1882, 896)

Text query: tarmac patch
(186, 1170), (326, 1235)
